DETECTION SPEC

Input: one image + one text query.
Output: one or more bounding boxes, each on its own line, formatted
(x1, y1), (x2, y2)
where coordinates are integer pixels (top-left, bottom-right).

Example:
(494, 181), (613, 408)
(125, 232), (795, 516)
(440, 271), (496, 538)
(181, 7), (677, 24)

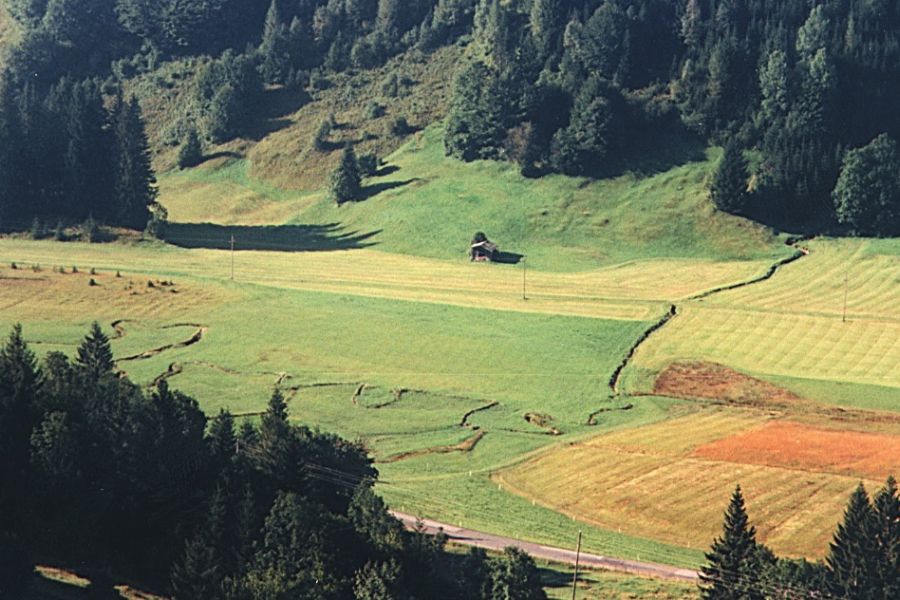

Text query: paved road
(391, 511), (700, 582)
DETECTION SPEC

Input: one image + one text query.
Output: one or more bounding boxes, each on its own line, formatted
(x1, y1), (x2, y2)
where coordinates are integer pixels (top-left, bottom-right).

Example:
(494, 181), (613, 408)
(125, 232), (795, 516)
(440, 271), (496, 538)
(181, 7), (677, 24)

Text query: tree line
(0, 323), (549, 599)
(0, 75), (157, 232)
(701, 482), (899, 599)
(443, 0), (900, 235)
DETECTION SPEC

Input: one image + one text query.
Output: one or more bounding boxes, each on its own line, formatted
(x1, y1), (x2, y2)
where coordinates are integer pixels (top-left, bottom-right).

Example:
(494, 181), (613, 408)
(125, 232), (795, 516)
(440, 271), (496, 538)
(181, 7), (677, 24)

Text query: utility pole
(571, 530), (582, 600)
(230, 235), (235, 281)
(842, 272), (848, 323)
(522, 256), (527, 301)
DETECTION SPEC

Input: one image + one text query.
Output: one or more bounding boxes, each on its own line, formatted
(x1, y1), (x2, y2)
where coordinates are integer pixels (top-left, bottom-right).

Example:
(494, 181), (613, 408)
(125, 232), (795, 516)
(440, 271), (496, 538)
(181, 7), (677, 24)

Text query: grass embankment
(159, 125), (784, 272)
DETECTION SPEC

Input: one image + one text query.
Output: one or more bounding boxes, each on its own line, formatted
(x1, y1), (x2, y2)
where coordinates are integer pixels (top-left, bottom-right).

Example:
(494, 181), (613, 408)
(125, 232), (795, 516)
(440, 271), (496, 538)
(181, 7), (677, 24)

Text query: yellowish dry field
(497, 407), (897, 558)
(0, 240), (772, 322)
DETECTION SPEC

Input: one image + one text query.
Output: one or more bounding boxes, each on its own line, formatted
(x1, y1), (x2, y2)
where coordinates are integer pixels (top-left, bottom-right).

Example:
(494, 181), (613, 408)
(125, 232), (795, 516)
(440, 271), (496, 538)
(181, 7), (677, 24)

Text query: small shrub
(357, 152), (379, 176)
(116, 271), (122, 278)
(147, 280), (155, 288)
(10, 262), (17, 270)
(90, 267), (97, 275)
(71, 266), (78, 274)
(89, 278), (97, 287)
(31, 264), (40, 272)
(57, 266), (65, 274)
(381, 73), (400, 97)
(177, 128), (203, 169)
(309, 70), (330, 90)
(313, 119), (332, 152)
(365, 101), (385, 119)
(30, 218), (47, 240)
(390, 116), (410, 137)
(82, 217), (100, 243)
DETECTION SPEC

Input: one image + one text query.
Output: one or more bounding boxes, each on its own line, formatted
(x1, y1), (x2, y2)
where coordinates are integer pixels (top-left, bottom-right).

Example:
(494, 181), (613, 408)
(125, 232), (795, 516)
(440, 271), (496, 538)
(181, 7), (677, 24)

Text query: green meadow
(3, 126), (898, 569)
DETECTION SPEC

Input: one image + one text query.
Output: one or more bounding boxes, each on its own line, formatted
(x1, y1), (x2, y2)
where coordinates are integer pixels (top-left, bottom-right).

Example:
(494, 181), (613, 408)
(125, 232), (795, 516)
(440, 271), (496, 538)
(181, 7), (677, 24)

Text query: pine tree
(170, 533), (222, 600)
(833, 133), (900, 236)
(177, 128), (203, 169)
(112, 95), (157, 230)
(208, 408), (236, 467)
(444, 61), (505, 161)
(529, 0), (563, 63)
(871, 477), (899, 597)
(76, 321), (114, 381)
(353, 560), (402, 600)
(330, 145), (361, 205)
(0, 324), (41, 536)
(490, 547), (547, 600)
(711, 141), (749, 215)
(259, 0), (290, 84)
(700, 485), (763, 600)
(827, 483), (878, 599)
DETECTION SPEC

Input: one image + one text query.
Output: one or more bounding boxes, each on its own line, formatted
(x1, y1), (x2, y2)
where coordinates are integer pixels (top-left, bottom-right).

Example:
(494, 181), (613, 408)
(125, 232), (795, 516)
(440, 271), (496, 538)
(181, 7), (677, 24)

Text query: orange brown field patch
(654, 361), (804, 406)
(692, 421), (900, 479)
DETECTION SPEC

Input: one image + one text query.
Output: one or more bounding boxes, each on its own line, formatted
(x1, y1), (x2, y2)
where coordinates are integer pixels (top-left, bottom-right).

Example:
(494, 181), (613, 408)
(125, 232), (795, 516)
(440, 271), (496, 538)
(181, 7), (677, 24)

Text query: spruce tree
(711, 141), (749, 215)
(177, 128), (203, 169)
(490, 547), (547, 600)
(170, 533), (221, 600)
(827, 483), (878, 599)
(444, 61), (505, 161)
(529, 0), (563, 63)
(112, 95), (157, 230)
(259, 0), (290, 84)
(330, 145), (361, 205)
(75, 321), (114, 381)
(700, 485), (763, 600)
(871, 477), (900, 597)
(833, 134), (900, 236)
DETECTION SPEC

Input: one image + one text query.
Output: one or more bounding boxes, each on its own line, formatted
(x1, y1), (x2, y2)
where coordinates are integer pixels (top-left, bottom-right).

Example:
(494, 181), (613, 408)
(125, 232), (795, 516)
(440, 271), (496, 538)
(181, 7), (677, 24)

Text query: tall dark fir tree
(700, 485), (765, 600)
(711, 141), (749, 215)
(112, 94), (157, 230)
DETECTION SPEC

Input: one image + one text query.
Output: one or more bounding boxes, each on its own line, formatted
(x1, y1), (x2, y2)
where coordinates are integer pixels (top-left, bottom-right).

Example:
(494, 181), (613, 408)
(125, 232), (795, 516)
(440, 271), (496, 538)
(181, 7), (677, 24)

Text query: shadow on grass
(163, 222), (380, 252)
(492, 251), (524, 265)
(244, 86), (311, 142)
(357, 178), (419, 201)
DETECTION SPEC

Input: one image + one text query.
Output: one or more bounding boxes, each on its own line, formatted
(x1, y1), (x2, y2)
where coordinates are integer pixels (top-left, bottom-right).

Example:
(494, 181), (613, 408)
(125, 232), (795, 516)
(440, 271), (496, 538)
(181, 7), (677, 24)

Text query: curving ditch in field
(114, 323), (208, 363)
(606, 240), (811, 401)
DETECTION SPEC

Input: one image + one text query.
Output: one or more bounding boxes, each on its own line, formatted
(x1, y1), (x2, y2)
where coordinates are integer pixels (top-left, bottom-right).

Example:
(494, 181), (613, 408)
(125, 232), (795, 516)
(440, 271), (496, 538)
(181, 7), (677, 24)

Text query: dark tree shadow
(373, 165), (400, 177)
(356, 178), (419, 201)
(195, 150), (243, 166)
(244, 86), (311, 142)
(594, 130), (707, 179)
(491, 251), (524, 264)
(163, 223), (380, 252)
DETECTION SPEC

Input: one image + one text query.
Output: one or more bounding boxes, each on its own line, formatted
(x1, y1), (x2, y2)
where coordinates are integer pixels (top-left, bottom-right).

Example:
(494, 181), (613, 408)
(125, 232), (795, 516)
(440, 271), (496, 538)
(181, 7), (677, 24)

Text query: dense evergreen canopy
(1, 0), (899, 234)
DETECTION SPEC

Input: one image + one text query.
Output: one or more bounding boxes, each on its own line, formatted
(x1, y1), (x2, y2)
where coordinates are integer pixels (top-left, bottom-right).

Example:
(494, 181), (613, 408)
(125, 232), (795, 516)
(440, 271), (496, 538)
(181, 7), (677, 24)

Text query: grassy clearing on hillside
(498, 406), (897, 559)
(140, 44), (462, 180)
(159, 125), (784, 272)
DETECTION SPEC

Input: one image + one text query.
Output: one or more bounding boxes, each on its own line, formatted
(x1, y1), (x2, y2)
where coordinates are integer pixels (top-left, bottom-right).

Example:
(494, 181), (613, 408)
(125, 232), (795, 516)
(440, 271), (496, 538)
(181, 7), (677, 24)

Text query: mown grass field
(624, 238), (900, 395)
(498, 406), (899, 559)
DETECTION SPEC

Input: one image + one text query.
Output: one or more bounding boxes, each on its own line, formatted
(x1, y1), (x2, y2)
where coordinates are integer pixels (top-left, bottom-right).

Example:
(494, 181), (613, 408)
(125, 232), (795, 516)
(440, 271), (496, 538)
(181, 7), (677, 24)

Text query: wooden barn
(470, 232), (499, 262)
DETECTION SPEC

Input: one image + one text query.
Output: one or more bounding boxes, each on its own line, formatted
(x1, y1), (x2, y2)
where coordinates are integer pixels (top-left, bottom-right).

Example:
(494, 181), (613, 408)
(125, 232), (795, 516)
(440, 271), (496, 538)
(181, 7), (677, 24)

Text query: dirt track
(391, 511), (700, 582)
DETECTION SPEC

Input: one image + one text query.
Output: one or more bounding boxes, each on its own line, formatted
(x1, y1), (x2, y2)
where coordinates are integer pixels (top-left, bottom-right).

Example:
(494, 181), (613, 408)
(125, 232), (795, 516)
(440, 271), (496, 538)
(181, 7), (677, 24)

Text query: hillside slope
(160, 125), (783, 271)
